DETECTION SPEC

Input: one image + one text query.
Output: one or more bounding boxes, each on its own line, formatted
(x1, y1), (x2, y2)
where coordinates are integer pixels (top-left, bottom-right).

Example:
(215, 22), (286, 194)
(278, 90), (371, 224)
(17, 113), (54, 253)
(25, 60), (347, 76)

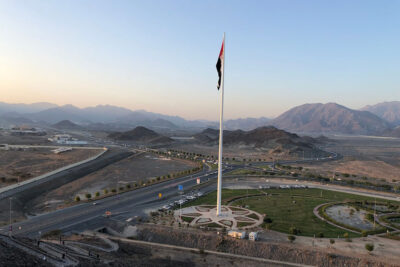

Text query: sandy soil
(0, 148), (102, 188)
(135, 224), (399, 266)
(293, 136), (400, 182)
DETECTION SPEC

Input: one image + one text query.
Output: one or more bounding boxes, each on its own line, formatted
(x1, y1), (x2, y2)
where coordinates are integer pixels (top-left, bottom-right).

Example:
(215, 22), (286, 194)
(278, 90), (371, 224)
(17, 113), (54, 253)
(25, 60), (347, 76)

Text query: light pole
(9, 197), (12, 237)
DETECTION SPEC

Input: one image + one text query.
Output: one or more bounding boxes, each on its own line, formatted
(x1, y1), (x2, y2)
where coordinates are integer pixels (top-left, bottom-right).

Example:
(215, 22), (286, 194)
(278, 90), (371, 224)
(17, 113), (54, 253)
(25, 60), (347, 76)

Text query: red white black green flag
(216, 39), (224, 90)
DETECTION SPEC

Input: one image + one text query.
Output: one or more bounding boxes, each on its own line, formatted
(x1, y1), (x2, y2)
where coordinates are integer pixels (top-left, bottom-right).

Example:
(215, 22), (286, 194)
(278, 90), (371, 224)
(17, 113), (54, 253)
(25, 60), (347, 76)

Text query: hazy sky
(1, 0), (400, 120)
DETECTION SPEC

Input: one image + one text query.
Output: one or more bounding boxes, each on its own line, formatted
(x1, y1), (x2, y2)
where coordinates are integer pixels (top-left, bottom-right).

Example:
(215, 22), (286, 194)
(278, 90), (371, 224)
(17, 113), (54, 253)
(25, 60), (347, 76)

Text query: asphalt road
(0, 166), (232, 237)
(0, 148), (345, 238)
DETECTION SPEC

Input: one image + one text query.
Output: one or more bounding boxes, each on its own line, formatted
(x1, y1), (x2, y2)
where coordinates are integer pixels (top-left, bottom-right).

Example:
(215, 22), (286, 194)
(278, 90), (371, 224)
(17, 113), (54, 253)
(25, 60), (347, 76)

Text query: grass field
(185, 188), (400, 238)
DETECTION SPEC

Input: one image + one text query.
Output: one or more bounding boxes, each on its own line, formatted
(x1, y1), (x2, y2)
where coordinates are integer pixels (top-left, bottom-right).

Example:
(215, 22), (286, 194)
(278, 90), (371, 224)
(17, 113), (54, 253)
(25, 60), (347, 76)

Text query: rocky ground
(133, 224), (399, 267)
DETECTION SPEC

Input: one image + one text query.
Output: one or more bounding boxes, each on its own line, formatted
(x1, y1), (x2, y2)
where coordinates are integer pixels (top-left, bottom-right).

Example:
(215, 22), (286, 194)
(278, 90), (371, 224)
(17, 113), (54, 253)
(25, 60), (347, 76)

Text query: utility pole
(374, 198), (376, 229)
(9, 197), (12, 237)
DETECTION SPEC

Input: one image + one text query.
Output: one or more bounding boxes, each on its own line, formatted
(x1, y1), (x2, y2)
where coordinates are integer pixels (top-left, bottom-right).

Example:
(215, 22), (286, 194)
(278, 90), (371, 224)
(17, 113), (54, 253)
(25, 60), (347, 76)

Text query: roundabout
(174, 205), (263, 229)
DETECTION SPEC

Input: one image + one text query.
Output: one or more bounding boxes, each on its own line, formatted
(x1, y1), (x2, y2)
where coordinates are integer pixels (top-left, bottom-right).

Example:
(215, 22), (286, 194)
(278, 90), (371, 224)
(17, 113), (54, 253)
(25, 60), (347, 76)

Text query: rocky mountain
(361, 101), (400, 126)
(52, 120), (82, 130)
(193, 126), (325, 156)
(272, 103), (390, 135)
(223, 117), (271, 130)
(108, 126), (173, 144)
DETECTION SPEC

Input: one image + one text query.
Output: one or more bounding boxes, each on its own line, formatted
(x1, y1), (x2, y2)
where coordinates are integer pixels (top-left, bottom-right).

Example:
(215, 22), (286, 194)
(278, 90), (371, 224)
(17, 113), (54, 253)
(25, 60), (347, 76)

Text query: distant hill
(193, 126), (325, 156)
(108, 126), (173, 144)
(361, 101), (400, 126)
(272, 103), (390, 135)
(223, 117), (271, 130)
(382, 126), (400, 138)
(52, 120), (82, 130)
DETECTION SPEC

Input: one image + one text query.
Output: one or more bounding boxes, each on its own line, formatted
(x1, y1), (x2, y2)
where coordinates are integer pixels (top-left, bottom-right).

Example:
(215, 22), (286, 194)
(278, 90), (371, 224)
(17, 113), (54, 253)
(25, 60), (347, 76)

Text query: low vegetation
(187, 188), (400, 238)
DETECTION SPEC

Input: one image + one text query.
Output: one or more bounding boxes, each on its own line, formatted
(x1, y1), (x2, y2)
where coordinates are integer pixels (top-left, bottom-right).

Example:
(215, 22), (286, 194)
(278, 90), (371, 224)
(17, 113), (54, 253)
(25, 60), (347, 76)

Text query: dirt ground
(293, 135), (400, 182)
(133, 224), (399, 267)
(168, 143), (301, 161)
(29, 152), (197, 213)
(0, 147), (102, 188)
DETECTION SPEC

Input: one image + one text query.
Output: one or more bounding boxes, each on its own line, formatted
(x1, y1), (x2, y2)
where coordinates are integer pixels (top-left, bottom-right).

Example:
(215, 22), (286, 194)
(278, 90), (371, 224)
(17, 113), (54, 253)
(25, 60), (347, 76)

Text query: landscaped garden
(185, 188), (400, 238)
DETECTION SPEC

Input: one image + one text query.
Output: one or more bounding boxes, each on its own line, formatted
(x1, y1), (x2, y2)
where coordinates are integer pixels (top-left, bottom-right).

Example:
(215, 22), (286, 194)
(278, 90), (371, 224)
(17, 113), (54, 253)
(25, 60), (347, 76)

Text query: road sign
(178, 185), (183, 191)
(196, 178), (200, 184)
(158, 193), (162, 198)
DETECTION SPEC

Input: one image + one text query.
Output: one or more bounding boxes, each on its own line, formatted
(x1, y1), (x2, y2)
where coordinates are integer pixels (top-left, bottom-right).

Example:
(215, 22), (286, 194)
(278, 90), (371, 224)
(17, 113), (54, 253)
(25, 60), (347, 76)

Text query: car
(92, 202), (98, 205)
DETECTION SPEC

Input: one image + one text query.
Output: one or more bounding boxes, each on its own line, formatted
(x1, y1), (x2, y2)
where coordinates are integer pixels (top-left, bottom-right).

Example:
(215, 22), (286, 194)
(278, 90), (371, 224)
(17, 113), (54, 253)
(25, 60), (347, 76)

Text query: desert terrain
(292, 135), (400, 182)
(0, 147), (103, 188)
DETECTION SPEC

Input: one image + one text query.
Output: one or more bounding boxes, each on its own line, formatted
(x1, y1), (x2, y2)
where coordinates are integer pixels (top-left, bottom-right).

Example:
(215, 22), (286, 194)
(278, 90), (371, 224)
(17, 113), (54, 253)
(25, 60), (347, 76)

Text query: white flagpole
(216, 33), (225, 216)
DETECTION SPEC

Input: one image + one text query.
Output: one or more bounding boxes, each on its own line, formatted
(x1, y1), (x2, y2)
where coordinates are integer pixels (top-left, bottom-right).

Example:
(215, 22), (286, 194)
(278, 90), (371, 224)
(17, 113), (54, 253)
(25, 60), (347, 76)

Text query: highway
(0, 166), (230, 238)
(5, 146), (387, 239)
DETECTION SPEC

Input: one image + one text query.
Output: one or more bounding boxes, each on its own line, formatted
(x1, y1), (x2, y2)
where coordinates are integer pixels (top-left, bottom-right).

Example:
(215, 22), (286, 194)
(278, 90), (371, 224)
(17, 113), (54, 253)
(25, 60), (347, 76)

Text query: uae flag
(216, 39), (224, 90)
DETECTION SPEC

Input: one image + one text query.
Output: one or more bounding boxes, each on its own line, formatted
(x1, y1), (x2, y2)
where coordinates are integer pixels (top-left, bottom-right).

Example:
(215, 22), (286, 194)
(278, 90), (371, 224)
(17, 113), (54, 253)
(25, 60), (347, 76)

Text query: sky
(1, 0), (400, 120)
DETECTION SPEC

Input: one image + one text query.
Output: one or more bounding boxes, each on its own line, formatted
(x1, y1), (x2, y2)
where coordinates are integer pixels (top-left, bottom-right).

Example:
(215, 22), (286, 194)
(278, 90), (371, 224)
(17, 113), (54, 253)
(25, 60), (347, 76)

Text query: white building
(48, 134), (88, 145)
(249, 232), (258, 241)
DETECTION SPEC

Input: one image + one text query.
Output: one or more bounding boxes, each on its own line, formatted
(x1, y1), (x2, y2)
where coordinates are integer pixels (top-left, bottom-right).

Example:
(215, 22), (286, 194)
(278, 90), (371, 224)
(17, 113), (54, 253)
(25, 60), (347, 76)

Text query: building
(11, 127), (46, 136)
(249, 232), (258, 241)
(0, 144), (9, 150)
(228, 230), (246, 239)
(48, 134), (88, 145)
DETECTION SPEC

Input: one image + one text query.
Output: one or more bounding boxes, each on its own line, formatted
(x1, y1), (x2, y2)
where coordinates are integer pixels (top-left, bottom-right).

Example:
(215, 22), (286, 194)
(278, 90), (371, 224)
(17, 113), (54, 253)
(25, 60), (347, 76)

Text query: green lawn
(187, 188), (400, 238)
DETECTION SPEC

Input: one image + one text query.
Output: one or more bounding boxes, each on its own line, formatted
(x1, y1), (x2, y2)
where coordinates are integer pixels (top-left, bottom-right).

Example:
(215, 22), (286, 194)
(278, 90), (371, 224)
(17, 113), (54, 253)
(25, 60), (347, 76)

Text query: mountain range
(271, 103), (390, 135)
(1, 101), (400, 136)
(361, 101), (400, 126)
(193, 126), (326, 156)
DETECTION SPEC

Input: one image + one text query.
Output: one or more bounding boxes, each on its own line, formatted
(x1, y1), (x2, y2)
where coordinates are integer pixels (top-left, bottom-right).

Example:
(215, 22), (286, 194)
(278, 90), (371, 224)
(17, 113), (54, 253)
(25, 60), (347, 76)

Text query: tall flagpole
(216, 33), (225, 216)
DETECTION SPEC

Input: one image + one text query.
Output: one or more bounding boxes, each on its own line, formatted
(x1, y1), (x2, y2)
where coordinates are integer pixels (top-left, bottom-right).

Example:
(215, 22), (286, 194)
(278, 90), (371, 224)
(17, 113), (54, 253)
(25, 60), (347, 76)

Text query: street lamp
(9, 197), (12, 237)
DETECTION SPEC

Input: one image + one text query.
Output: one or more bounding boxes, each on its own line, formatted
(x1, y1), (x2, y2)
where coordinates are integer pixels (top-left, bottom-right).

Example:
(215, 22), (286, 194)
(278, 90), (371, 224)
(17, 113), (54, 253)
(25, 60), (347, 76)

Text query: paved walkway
(175, 205), (263, 229)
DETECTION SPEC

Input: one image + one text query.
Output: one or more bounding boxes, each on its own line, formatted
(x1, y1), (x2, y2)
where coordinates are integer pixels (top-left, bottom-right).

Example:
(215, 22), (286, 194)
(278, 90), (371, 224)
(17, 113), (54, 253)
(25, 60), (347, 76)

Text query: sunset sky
(1, 0), (400, 120)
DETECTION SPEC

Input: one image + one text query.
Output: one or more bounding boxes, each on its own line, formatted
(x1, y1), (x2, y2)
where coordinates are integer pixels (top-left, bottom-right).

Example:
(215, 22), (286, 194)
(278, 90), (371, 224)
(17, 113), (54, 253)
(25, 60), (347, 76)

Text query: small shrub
(289, 227), (299, 235)
(95, 192), (100, 197)
(103, 189), (108, 194)
(111, 188), (117, 193)
(330, 239), (335, 245)
(317, 232), (324, 238)
(75, 196), (80, 202)
(85, 193), (92, 199)
(365, 243), (374, 252)
(361, 230), (368, 237)
(287, 235), (296, 243)
(263, 217), (273, 224)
